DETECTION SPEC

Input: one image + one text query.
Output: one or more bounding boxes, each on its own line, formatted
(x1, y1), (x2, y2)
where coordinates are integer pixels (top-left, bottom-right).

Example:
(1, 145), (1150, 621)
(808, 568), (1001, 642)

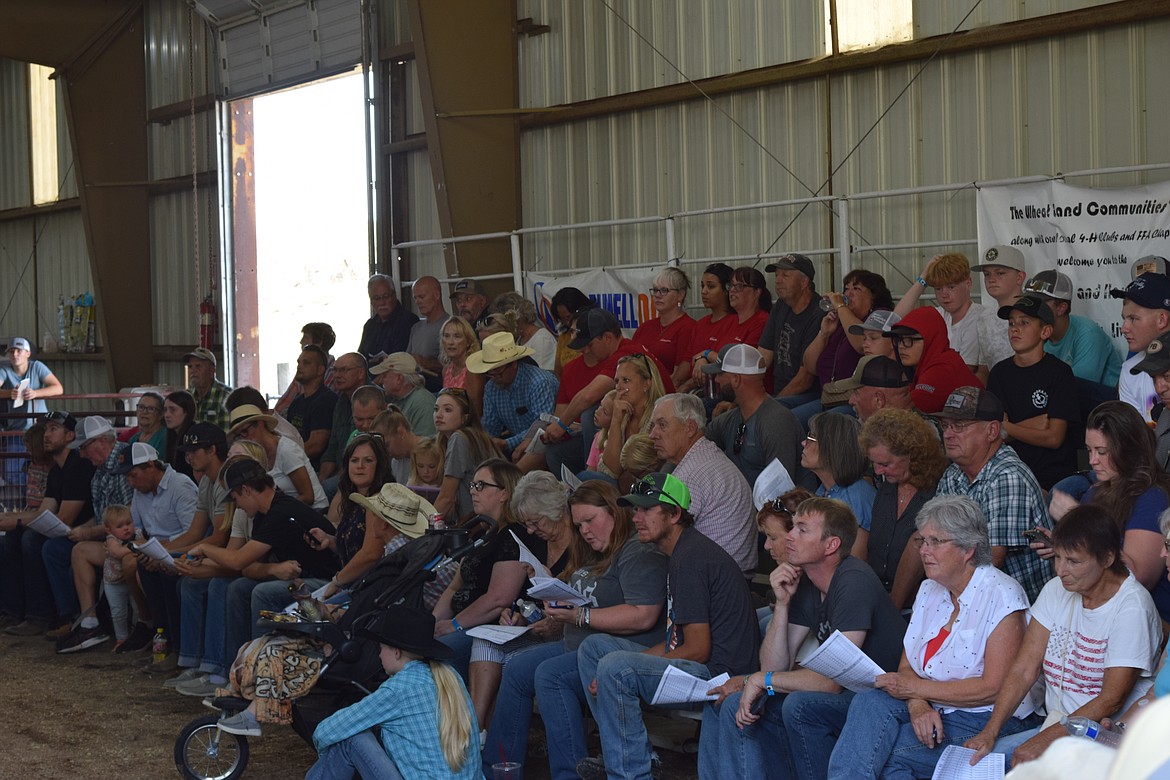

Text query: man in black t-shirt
(699, 496), (906, 780)
(188, 459), (339, 642)
(284, 345), (338, 470)
(760, 254), (827, 401)
(576, 473), (757, 780)
(0, 411), (95, 635)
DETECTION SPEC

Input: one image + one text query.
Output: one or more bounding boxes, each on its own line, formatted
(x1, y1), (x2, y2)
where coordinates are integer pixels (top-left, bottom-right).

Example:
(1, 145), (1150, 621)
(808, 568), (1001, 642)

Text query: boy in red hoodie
(883, 307), (983, 413)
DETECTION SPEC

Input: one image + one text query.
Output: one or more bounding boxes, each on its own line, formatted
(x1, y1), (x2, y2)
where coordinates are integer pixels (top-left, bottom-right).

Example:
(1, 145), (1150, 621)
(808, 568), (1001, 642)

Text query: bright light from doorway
(828, 0), (914, 53)
(252, 70), (369, 400)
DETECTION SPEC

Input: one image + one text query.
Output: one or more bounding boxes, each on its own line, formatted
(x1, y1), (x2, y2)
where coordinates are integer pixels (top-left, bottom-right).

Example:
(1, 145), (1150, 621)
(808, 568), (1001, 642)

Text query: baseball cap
(701, 344), (766, 376)
(111, 442), (160, 475)
(1023, 270), (1073, 301)
(42, 410), (77, 431)
(847, 310), (901, 336)
(1109, 273), (1170, 311)
(764, 253), (815, 281)
(930, 386), (1004, 422)
(370, 352), (423, 377)
(618, 472), (692, 510)
(972, 245), (1026, 272)
(1129, 329), (1170, 376)
(1132, 256), (1168, 279)
(996, 294), (1054, 325)
(70, 416), (115, 449)
(182, 347), (217, 368)
(822, 355), (909, 395)
(7, 337), (31, 352)
(449, 278), (486, 298)
(178, 422), (229, 454)
(568, 308), (621, 350)
(221, 458), (268, 492)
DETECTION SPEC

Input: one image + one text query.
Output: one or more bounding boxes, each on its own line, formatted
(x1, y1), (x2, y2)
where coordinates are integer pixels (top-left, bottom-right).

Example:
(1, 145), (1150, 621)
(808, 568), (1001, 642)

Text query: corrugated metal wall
(0, 60), (31, 211)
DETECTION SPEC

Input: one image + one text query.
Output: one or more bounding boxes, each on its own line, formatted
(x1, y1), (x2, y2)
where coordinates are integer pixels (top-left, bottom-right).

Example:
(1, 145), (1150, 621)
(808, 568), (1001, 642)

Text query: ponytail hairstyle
(429, 660), (475, 772)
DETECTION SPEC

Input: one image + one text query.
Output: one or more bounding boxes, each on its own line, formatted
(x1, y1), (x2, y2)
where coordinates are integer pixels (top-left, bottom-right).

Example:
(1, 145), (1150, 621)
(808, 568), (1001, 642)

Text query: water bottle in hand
(1062, 715), (1121, 748)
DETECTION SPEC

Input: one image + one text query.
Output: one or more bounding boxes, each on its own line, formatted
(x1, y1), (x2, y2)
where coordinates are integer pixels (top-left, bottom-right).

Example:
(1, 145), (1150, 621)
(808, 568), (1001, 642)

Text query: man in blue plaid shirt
(467, 332), (558, 465)
(934, 386), (1053, 602)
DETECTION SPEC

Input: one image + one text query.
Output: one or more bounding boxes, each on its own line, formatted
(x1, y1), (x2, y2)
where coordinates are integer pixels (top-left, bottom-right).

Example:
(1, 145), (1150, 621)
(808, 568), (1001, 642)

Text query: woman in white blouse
(822, 495), (1037, 779)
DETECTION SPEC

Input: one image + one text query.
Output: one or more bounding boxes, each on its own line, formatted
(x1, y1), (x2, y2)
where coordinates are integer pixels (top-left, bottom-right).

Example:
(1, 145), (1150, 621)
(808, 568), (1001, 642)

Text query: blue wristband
(450, 617), (463, 632)
(764, 671), (776, 696)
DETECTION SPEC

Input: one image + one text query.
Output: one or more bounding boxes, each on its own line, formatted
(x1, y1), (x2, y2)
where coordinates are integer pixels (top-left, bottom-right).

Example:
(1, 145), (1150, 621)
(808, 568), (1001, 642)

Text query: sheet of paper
(649, 666), (730, 706)
(526, 576), (588, 607)
(465, 624), (533, 644)
(930, 746), (1004, 780)
(26, 509), (70, 539)
(753, 458), (796, 511)
(12, 379), (29, 408)
(510, 530), (551, 579)
(560, 464), (582, 491)
(797, 629), (884, 693)
(135, 536), (178, 570)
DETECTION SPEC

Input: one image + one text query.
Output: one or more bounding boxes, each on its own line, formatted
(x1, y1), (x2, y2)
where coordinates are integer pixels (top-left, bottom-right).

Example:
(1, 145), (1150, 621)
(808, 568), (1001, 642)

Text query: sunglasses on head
(631, 478), (682, 508)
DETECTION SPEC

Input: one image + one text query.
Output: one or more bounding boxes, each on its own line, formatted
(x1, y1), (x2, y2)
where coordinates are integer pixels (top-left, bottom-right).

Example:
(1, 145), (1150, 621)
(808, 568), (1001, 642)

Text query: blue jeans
(217, 577), (260, 677)
(41, 536), (78, 617)
(306, 730), (404, 780)
(825, 688), (1034, 780)
(698, 690), (795, 780)
(249, 578), (327, 640)
(578, 634), (709, 780)
(535, 648), (593, 780)
(0, 527), (54, 621)
(178, 577), (211, 668)
(439, 627), (476, 684)
(781, 690), (854, 780)
(481, 641), (565, 777)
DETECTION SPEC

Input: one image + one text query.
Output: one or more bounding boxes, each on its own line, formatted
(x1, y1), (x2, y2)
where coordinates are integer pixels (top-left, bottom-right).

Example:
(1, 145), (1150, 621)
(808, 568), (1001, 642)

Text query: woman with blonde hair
(617, 433), (662, 493)
(598, 353), (666, 477)
(306, 604), (481, 779)
(494, 291), (557, 371)
(633, 266), (695, 388)
(440, 316), (486, 417)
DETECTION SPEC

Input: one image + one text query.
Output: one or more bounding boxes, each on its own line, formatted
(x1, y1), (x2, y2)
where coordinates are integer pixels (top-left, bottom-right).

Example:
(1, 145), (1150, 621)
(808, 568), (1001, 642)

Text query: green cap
(618, 472), (691, 510)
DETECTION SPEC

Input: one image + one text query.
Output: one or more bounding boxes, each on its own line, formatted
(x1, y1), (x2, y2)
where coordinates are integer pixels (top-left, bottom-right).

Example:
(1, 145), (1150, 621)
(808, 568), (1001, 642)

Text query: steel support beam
(406, 0), (520, 295)
(229, 98), (261, 389)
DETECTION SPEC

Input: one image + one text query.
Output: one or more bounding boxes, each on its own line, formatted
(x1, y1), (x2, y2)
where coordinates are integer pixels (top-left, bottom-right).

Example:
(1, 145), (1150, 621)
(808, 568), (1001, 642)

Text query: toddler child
(103, 505), (144, 647)
(409, 437), (444, 488)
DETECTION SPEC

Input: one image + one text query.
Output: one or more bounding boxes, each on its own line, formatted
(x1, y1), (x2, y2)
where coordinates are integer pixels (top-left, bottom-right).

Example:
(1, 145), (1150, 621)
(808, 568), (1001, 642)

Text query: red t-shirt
(633, 314), (695, 372)
(720, 309), (769, 349)
(687, 313), (733, 359)
(556, 338), (674, 413)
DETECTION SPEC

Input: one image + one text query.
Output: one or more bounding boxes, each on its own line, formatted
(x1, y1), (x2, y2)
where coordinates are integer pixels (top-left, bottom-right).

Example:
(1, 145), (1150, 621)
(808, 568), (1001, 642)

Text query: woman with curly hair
(1050, 400), (1170, 622)
(860, 409), (949, 609)
(494, 291), (557, 371)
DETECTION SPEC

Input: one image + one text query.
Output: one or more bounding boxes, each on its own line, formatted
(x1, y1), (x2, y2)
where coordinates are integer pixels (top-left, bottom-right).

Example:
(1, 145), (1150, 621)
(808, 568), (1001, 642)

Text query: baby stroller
(173, 519), (494, 780)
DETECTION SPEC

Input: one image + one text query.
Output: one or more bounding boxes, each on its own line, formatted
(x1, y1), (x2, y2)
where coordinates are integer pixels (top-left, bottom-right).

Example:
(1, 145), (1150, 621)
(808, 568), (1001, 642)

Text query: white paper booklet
(135, 537), (178, 569)
(560, 464), (582, 491)
(465, 624), (533, 644)
(27, 509), (70, 538)
(650, 666), (730, 706)
(510, 529), (551, 579)
(797, 629), (884, 693)
(12, 379), (29, 408)
(753, 458), (796, 511)
(526, 576), (588, 607)
(930, 746), (1004, 780)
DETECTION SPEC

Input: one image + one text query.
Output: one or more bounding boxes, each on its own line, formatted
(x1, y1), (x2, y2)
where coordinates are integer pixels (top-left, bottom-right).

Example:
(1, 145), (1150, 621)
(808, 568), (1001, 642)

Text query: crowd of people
(2, 250), (1170, 779)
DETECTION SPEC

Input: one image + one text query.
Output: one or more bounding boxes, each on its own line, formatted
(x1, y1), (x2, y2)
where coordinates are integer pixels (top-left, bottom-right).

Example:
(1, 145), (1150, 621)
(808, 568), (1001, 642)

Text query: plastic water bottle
(152, 628), (168, 663)
(1062, 715), (1122, 747)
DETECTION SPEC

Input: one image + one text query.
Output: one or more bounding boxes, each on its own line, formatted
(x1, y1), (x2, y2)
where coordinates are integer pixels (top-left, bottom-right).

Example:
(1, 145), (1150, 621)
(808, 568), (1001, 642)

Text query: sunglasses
(734, 422), (747, 454)
(769, 497), (794, 515)
(631, 478), (682, 508)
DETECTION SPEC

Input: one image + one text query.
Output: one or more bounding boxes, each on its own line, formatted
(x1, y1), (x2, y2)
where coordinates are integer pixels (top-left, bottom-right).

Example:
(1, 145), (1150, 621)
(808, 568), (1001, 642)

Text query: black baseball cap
(221, 459), (268, 492)
(568, 308), (621, 350)
(931, 387), (1004, 422)
(996, 294), (1054, 325)
(178, 422), (228, 454)
(1109, 272), (1170, 311)
(823, 356), (910, 395)
(618, 472), (691, 510)
(1130, 329), (1170, 376)
(42, 410), (77, 431)
(764, 253), (815, 281)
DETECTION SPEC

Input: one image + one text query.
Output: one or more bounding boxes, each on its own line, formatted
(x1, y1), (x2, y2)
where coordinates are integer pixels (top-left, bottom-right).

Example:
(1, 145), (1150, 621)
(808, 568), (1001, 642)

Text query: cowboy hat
(349, 483), (435, 539)
(465, 332), (535, 374)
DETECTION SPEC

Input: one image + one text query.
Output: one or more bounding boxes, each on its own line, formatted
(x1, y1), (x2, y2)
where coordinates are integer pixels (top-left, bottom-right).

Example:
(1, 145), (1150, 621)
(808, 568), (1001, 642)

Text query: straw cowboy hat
(466, 331), (535, 374)
(349, 483), (435, 539)
(227, 404), (279, 438)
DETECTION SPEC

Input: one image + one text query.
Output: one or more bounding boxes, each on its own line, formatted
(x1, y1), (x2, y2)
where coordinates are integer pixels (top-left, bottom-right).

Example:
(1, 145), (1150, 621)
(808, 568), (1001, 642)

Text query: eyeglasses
(470, 480), (503, 493)
(804, 434), (818, 443)
(333, 365), (364, 373)
(896, 336), (924, 349)
(648, 287), (681, 296)
(938, 419), (978, 433)
(728, 282), (757, 293)
(734, 422), (747, 454)
(913, 536), (956, 549)
(370, 293), (394, 303)
(137, 405), (161, 414)
(1163, 536), (1170, 552)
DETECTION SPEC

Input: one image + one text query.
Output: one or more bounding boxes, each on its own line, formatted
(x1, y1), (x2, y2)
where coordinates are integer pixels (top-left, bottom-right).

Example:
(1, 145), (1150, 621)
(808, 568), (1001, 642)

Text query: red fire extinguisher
(199, 294), (217, 348)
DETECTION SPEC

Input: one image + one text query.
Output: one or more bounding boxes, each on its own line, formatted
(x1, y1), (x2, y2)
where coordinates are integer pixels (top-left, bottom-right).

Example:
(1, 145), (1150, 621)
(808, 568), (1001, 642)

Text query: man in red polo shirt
(541, 307), (672, 476)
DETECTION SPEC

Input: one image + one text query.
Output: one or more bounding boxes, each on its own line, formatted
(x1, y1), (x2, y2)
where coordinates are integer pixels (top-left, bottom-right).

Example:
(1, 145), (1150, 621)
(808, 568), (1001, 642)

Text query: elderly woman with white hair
(466, 470), (573, 732)
(787, 495), (1039, 779)
(494, 291), (557, 371)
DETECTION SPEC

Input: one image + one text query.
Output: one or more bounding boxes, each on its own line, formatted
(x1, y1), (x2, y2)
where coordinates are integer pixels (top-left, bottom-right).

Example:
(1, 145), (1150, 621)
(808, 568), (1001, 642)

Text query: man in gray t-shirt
(407, 276), (450, 392)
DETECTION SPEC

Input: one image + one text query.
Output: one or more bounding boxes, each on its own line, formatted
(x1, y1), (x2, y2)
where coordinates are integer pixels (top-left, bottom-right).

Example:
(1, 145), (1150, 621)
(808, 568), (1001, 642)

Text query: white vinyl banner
(976, 180), (1170, 346)
(525, 267), (664, 335)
